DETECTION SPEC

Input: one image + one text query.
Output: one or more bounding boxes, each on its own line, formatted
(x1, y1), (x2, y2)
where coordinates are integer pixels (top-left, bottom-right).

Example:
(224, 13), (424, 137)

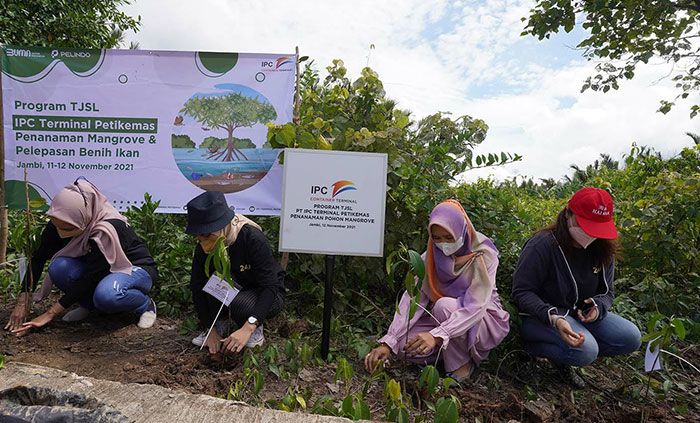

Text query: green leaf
(385, 250), (399, 276)
(671, 318), (686, 340)
(385, 378), (402, 403)
(418, 365), (440, 397)
(408, 250), (425, 280)
(335, 357), (354, 383)
(408, 299), (418, 320)
(404, 271), (416, 296)
(296, 394), (307, 409)
(341, 395), (354, 416)
(28, 198), (47, 209)
(313, 117), (325, 129)
(435, 397), (459, 423)
(269, 364), (282, 379)
(253, 370), (264, 395)
(442, 377), (458, 391)
(356, 399), (371, 420)
(299, 131), (317, 149)
(0, 353), (5, 370)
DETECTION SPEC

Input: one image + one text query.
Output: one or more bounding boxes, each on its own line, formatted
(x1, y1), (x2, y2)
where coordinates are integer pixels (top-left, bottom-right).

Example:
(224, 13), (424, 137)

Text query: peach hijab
(33, 180), (132, 301)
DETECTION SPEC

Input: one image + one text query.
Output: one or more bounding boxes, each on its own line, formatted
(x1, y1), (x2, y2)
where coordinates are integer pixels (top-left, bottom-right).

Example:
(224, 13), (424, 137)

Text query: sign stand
(321, 254), (335, 360)
(279, 149), (387, 362)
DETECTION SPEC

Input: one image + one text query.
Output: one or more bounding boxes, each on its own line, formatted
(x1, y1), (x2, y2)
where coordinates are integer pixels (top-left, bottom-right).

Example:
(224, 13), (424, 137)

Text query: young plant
(335, 357), (354, 391)
(434, 396), (460, 423)
(340, 393), (371, 421)
(385, 378), (409, 423)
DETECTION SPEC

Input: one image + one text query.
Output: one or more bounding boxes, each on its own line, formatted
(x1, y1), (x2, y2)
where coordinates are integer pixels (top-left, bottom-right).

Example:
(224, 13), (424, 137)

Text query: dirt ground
(1, 299), (697, 422)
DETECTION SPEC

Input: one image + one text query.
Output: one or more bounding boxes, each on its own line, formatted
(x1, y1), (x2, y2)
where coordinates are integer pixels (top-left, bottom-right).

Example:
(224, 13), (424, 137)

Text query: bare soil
(1, 298), (697, 422)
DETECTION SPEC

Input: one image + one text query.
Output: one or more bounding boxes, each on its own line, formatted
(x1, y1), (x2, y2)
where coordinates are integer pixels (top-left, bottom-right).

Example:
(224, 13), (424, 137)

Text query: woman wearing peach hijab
(5, 179), (158, 336)
(365, 200), (510, 381)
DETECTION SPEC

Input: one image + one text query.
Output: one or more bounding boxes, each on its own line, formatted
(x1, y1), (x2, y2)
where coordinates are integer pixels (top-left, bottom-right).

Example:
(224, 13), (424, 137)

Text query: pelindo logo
(331, 180), (357, 197)
(275, 56), (292, 69)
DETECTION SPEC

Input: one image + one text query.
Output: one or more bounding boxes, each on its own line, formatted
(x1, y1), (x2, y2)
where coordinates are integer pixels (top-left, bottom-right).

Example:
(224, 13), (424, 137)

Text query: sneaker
(554, 363), (586, 389)
(191, 320), (229, 347)
(62, 306), (90, 322)
(192, 331), (207, 347)
(246, 324), (264, 348)
(137, 299), (157, 329)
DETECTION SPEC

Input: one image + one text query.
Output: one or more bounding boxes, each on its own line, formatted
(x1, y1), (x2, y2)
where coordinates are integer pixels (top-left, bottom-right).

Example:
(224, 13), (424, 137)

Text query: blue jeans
(48, 256), (153, 315)
(521, 312), (641, 366)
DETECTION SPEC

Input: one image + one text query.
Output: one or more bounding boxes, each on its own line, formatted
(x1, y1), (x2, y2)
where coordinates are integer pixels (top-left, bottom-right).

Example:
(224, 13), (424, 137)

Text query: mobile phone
(576, 300), (594, 313)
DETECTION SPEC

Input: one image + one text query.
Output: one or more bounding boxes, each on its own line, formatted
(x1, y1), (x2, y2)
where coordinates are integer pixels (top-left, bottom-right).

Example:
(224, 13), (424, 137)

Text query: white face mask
(568, 217), (596, 249)
(435, 236), (464, 256)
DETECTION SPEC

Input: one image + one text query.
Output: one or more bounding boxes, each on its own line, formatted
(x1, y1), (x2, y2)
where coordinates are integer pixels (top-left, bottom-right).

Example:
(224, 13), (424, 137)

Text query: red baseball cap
(567, 187), (618, 239)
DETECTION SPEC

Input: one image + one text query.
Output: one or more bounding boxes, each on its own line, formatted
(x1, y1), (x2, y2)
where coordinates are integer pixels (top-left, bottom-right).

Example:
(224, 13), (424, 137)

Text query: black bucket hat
(185, 191), (235, 235)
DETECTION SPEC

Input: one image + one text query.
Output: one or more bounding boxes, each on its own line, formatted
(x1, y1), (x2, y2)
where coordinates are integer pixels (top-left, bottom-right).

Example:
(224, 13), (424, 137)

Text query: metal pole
(321, 254), (335, 360)
(280, 46), (301, 271)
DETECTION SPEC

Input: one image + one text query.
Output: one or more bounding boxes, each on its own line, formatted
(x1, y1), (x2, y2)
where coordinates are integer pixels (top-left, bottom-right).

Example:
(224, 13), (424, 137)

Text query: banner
(279, 149), (387, 257)
(1, 46), (295, 214)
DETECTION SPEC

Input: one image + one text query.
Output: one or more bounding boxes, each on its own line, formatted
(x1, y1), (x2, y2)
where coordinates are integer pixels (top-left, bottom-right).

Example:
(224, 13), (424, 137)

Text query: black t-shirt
(190, 224), (284, 323)
(22, 219), (158, 307)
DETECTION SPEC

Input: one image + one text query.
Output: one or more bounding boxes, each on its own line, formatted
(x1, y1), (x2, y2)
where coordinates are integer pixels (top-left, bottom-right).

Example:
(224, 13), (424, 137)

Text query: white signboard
(2, 46), (295, 215)
(279, 149), (387, 257)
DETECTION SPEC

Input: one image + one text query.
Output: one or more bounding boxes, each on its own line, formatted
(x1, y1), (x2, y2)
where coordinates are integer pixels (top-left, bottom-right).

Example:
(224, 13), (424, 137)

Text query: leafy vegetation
(522, 0), (700, 117)
(0, 0), (140, 49)
(1, 58), (698, 420)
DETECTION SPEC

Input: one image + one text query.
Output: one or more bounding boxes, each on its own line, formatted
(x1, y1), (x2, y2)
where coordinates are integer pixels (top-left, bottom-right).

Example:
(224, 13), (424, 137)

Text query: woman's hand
(365, 344), (391, 373)
(12, 312), (54, 337)
(404, 332), (443, 357)
(221, 324), (254, 354)
(5, 292), (30, 332)
(576, 298), (599, 323)
(204, 328), (223, 355)
(11, 301), (63, 337)
(555, 318), (585, 348)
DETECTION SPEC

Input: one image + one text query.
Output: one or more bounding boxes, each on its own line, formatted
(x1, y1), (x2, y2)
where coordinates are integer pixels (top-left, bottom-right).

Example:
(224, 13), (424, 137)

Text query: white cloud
(122, 0), (698, 181)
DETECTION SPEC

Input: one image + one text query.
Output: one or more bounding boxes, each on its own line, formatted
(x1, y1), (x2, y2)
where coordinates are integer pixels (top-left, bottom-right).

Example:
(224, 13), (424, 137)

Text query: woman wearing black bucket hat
(185, 191), (284, 355)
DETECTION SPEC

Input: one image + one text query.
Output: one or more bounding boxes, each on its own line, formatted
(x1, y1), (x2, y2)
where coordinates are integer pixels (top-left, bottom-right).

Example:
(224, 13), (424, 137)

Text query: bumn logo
(6, 48), (31, 57)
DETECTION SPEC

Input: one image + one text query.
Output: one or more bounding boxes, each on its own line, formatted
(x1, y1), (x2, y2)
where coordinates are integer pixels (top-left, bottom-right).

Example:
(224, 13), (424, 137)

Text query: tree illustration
(180, 92), (277, 161)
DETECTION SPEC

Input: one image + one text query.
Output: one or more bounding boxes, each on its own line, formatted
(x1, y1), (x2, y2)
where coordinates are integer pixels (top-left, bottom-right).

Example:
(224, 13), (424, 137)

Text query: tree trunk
(221, 126), (247, 161)
(223, 127), (235, 161)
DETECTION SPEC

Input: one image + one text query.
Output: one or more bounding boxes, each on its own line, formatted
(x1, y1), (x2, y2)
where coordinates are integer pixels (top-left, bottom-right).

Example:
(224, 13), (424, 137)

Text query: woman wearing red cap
(511, 187), (641, 387)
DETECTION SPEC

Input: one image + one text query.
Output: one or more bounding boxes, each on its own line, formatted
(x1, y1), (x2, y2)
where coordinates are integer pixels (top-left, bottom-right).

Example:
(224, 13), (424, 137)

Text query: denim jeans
(521, 312), (641, 366)
(48, 256), (153, 314)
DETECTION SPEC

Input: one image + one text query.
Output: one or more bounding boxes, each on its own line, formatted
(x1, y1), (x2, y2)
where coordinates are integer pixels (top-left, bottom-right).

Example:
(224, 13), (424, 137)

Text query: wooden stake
(0, 57), (8, 266)
(23, 168), (34, 313)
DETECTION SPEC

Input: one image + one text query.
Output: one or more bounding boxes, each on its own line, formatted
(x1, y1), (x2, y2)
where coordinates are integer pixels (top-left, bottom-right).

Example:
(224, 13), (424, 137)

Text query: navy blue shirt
(511, 232), (615, 325)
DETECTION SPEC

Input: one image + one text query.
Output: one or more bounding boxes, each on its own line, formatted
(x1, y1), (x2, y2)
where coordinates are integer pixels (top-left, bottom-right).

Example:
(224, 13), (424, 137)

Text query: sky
(121, 0), (698, 182)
